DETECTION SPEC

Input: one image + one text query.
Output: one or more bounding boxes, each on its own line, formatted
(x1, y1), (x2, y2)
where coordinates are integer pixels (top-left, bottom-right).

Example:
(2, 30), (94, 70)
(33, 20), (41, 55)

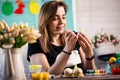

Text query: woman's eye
(63, 16), (66, 19)
(53, 17), (59, 20)
(53, 16), (66, 21)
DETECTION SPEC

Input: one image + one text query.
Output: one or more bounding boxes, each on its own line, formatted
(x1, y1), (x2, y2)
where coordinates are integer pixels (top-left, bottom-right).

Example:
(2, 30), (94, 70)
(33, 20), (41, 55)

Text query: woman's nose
(59, 18), (64, 24)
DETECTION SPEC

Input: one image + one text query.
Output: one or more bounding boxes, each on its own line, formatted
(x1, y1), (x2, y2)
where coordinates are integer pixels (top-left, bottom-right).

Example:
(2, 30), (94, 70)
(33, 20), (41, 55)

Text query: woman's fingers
(65, 31), (77, 41)
(78, 33), (91, 48)
(80, 32), (92, 45)
(78, 32), (94, 57)
(64, 31), (78, 52)
(79, 32), (91, 44)
(78, 40), (86, 49)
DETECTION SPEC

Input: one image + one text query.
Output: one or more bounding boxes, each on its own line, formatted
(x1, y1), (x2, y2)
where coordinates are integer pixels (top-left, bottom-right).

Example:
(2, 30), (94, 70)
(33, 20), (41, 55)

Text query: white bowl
(29, 65), (42, 73)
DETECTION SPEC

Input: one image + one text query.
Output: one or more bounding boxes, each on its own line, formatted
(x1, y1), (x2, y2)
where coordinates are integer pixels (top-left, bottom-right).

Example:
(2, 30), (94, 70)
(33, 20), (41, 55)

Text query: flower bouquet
(0, 19), (41, 80)
(91, 33), (119, 48)
(92, 33), (120, 58)
(0, 19), (41, 48)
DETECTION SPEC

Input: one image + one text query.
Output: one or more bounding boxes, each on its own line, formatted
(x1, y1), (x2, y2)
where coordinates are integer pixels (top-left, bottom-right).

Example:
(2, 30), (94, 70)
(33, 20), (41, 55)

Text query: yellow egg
(109, 57), (116, 64)
(80, 29), (84, 34)
(74, 68), (83, 74)
(78, 73), (84, 77)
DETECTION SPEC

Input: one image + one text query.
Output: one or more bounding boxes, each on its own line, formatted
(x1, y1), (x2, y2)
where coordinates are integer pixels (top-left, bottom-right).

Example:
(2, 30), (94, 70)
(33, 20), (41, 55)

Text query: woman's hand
(77, 32), (94, 58)
(64, 30), (78, 53)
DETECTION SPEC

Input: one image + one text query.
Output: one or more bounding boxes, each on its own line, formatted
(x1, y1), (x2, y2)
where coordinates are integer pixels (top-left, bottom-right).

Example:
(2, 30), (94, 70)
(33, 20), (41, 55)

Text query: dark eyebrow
(55, 14), (66, 16)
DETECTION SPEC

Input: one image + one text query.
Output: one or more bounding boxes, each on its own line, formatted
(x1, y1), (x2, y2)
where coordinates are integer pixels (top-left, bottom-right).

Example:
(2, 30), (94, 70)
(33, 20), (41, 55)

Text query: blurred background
(0, 0), (120, 75)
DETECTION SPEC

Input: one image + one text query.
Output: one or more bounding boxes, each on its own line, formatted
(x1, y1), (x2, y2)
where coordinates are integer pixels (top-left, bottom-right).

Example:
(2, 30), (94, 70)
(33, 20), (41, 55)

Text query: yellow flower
(0, 21), (4, 31)
(28, 39), (37, 44)
(22, 37), (28, 42)
(92, 33), (119, 48)
(0, 19), (41, 48)
(1, 19), (10, 32)
(4, 33), (9, 39)
(9, 39), (15, 44)
(0, 35), (3, 40)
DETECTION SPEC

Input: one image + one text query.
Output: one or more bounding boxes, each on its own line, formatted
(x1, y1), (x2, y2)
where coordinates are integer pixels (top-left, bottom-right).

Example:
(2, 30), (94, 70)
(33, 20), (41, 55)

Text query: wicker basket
(110, 63), (120, 69)
(109, 63), (120, 74)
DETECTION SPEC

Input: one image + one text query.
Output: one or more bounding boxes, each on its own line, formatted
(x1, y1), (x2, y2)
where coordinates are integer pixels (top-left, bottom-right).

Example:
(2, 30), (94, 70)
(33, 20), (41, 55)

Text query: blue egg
(116, 60), (120, 63)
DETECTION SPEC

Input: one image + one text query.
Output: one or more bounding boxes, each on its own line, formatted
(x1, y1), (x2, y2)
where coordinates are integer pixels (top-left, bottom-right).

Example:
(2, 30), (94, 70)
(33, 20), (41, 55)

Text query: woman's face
(48, 6), (66, 35)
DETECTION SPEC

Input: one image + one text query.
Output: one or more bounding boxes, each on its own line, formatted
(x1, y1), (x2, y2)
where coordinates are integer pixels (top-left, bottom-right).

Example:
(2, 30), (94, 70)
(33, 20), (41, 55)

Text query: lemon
(109, 57), (116, 64)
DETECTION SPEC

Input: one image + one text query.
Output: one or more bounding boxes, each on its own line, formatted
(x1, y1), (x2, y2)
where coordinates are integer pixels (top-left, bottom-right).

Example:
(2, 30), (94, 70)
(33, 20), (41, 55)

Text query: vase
(94, 43), (116, 57)
(3, 48), (26, 80)
(3, 48), (14, 80)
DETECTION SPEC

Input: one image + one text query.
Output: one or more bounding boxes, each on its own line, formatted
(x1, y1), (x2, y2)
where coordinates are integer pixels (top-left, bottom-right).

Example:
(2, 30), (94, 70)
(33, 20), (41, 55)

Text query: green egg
(116, 53), (120, 58)
(2, 1), (13, 16)
(117, 57), (120, 60)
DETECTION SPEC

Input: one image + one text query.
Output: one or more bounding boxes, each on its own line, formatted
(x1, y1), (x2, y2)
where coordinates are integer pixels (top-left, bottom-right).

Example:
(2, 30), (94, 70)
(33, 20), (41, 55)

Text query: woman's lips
(57, 26), (64, 30)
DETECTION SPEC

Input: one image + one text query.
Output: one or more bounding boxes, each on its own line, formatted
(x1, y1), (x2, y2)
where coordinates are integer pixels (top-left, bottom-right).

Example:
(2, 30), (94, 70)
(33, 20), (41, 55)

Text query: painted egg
(116, 60), (120, 64)
(64, 68), (73, 76)
(109, 57), (116, 64)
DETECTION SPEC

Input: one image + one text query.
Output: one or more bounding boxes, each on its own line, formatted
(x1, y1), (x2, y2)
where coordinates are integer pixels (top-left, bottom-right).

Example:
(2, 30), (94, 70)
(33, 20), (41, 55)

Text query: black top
(27, 39), (80, 66)
(27, 31), (82, 68)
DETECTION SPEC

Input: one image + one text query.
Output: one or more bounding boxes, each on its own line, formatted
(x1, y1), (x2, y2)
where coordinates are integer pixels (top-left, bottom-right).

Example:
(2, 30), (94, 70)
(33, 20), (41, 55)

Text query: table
(50, 74), (120, 80)
(4, 73), (120, 80)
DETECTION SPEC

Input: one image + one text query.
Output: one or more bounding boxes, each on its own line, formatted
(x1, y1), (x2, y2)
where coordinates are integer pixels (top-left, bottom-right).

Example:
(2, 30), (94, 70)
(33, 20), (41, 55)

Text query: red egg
(117, 68), (120, 74)
(112, 68), (118, 74)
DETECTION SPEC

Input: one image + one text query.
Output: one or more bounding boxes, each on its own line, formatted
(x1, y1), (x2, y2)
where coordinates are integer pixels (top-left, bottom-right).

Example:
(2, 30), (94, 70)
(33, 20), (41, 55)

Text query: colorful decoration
(63, 65), (84, 77)
(32, 72), (50, 80)
(0, 19), (41, 48)
(109, 53), (120, 74)
(14, 0), (25, 14)
(86, 69), (106, 75)
(92, 33), (119, 48)
(29, 0), (40, 14)
(2, 0), (13, 16)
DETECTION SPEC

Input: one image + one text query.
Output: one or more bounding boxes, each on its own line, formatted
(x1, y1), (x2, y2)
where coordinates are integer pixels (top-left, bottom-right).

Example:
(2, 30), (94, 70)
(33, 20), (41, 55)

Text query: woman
(27, 1), (96, 75)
